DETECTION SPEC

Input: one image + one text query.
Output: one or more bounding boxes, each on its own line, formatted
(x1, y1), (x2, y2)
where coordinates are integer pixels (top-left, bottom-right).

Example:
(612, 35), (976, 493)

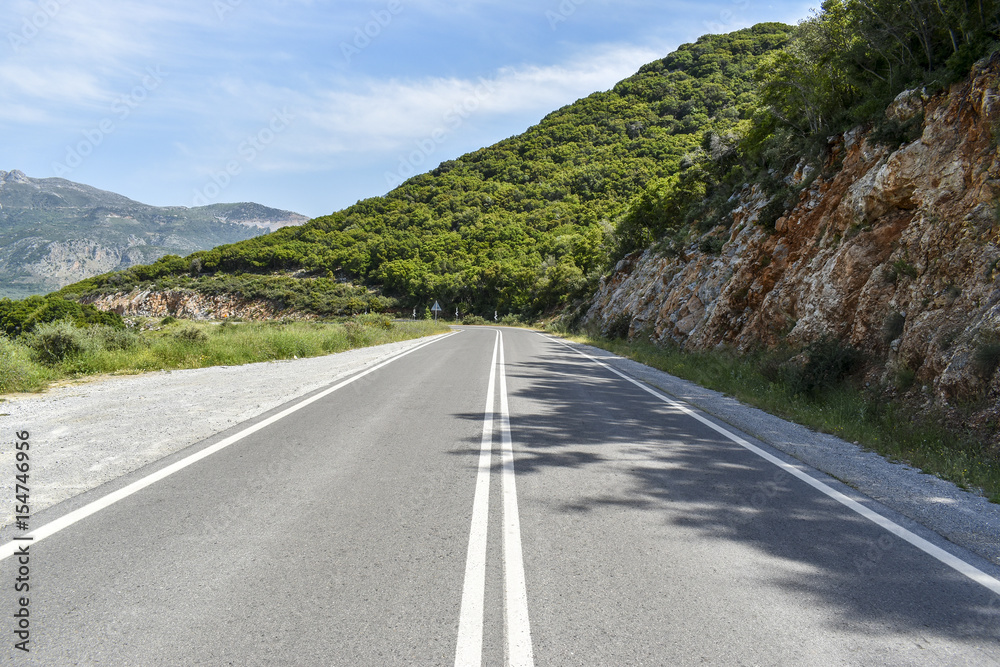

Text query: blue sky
(1, 0), (815, 218)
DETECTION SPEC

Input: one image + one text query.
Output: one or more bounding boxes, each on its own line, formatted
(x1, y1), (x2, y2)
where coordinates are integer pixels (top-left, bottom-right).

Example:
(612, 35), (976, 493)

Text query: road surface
(2, 327), (999, 665)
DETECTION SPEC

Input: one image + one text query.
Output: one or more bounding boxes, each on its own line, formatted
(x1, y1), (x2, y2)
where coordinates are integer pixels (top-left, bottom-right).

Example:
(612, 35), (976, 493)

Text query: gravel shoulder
(0, 336), (442, 528)
(564, 338), (1000, 569)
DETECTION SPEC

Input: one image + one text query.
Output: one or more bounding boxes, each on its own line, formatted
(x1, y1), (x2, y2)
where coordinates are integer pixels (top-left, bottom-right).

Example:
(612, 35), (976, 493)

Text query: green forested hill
(58, 24), (792, 315)
(54, 0), (1000, 319)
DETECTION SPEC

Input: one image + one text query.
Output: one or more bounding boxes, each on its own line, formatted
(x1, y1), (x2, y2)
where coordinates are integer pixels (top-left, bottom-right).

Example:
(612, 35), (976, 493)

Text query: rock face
(81, 289), (307, 321)
(587, 54), (1000, 423)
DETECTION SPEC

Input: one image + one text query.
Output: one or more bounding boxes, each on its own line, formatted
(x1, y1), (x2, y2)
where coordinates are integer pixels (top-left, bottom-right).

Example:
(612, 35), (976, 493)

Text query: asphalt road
(2, 327), (999, 665)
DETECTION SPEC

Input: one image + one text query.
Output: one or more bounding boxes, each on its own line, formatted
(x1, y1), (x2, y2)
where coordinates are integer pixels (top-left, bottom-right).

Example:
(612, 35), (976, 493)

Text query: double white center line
(455, 330), (534, 667)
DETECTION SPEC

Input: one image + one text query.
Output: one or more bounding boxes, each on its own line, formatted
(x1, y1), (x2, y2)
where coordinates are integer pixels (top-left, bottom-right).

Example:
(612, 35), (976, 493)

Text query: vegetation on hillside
(58, 24), (793, 316)
(58, 1), (999, 319)
(615, 0), (1000, 262)
(0, 294), (124, 338)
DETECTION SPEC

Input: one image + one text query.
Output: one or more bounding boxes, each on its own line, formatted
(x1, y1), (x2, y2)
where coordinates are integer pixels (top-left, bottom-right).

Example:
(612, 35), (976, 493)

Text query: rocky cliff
(587, 55), (1000, 428)
(81, 289), (306, 321)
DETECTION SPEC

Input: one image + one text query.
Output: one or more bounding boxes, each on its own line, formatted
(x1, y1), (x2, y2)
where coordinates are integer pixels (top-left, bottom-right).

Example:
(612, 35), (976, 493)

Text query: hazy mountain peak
(0, 170), (30, 185)
(0, 171), (308, 298)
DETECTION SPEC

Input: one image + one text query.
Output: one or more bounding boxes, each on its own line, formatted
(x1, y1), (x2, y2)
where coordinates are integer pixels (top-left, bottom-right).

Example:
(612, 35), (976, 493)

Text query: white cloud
(0, 63), (108, 109)
(291, 43), (662, 157)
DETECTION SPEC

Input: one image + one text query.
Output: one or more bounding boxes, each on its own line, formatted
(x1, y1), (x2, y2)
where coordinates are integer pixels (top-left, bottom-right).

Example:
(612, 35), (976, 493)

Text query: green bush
(973, 335), (1000, 377)
(757, 346), (796, 385)
(500, 314), (523, 326)
(870, 113), (924, 148)
(354, 313), (394, 330)
(0, 336), (52, 392)
(24, 320), (88, 364)
(699, 237), (725, 255)
(789, 337), (861, 397)
(462, 314), (488, 325)
(604, 313), (633, 339)
(174, 327), (209, 343)
(883, 311), (906, 344)
(342, 321), (368, 346)
(88, 325), (145, 351)
(0, 295), (123, 338)
(895, 365), (917, 390)
(885, 259), (919, 283)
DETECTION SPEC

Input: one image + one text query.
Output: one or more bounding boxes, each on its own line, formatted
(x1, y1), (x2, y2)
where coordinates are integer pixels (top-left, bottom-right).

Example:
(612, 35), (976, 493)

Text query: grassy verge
(568, 334), (1000, 503)
(0, 315), (449, 395)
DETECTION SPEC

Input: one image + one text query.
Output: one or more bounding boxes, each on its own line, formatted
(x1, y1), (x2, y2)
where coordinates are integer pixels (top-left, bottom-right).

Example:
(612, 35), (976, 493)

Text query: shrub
(500, 314), (523, 326)
(354, 313), (394, 330)
(88, 325), (144, 351)
(870, 112), (924, 148)
(895, 365), (917, 390)
(0, 335), (51, 392)
(160, 316), (178, 325)
(699, 236), (725, 255)
(24, 320), (87, 364)
(885, 259), (919, 283)
(789, 337), (861, 397)
(173, 327), (209, 343)
(757, 187), (794, 230)
(972, 335), (1000, 377)
(605, 313), (632, 339)
(0, 295), (123, 338)
(757, 347), (796, 385)
(883, 311), (906, 344)
(462, 314), (488, 325)
(343, 321), (367, 345)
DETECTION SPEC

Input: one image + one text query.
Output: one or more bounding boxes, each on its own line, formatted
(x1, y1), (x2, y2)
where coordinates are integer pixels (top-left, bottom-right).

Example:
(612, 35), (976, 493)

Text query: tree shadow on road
(452, 343), (1000, 647)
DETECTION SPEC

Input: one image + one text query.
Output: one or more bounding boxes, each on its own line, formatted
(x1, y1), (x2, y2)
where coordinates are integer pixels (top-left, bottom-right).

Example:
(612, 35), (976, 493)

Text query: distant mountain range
(0, 170), (308, 298)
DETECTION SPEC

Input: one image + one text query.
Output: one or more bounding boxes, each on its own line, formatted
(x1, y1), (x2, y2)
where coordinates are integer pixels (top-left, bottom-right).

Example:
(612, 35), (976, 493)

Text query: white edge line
(499, 333), (535, 666)
(542, 334), (1000, 598)
(455, 330), (500, 667)
(0, 331), (460, 561)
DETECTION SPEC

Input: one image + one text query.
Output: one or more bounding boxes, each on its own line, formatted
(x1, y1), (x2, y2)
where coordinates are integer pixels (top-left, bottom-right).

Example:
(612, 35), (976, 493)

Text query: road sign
(431, 301), (442, 321)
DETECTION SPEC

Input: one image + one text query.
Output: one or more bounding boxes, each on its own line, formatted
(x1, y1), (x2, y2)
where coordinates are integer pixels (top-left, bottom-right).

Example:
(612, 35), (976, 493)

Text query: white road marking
(499, 334), (535, 666)
(455, 330), (499, 667)
(0, 332), (460, 562)
(455, 330), (535, 667)
(544, 334), (1000, 597)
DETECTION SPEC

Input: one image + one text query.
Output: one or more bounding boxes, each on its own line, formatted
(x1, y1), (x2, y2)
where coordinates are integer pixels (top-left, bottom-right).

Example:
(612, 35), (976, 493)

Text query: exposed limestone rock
(885, 87), (928, 123)
(82, 289), (313, 321)
(587, 55), (1000, 434)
